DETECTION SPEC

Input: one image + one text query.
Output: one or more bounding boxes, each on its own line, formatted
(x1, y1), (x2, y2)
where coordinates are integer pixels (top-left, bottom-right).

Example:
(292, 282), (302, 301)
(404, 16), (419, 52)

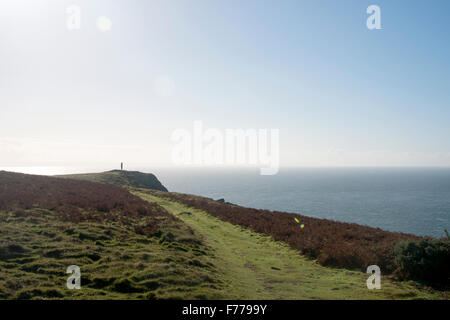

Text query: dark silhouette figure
(121, 162), (123, 171)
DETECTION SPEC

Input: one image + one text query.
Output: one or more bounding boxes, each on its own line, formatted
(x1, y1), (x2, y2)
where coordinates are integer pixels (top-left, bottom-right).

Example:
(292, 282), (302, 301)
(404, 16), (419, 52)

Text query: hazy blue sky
(1, 0), (449, 168)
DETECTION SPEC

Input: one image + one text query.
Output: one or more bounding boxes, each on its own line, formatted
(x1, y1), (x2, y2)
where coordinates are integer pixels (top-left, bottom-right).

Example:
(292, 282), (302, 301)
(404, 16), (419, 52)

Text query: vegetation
(134, 190), (447, 299)
(0, 171), (172, 233)
(0, 171), (222, 299)
(394, 239), (450, 288)
(143, 190), (424, 275)
(0, 207), (225, 299)
(60, 170), (168, 192)
(1, 170), (448, 299)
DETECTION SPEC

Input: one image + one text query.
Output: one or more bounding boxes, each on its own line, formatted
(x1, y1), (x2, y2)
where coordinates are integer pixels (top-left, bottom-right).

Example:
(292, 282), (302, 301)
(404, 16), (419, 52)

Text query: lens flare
(293, 218), (304, 229)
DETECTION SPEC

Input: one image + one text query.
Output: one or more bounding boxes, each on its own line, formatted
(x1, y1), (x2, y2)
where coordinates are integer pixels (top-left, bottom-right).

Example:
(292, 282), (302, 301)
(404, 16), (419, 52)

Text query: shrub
(394, 238), (450, 287)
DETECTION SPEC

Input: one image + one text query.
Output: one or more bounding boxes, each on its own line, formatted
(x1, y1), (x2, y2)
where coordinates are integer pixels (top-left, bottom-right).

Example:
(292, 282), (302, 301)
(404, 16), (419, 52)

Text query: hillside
(0, 171), (221, 299)
(143, 190), (422, 274)
(60, 170), (168, 192)
(0, 171), (447, 299)
(134, 190), (447, 299)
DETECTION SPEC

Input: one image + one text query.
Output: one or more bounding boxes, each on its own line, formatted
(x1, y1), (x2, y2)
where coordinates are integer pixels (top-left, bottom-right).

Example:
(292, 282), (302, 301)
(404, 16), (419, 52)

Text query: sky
(1, 0), (450, 169)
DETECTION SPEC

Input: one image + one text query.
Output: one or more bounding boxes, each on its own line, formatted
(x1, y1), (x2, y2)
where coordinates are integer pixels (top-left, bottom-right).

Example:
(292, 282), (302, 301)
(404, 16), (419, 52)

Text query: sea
(1, 166), (449, 238)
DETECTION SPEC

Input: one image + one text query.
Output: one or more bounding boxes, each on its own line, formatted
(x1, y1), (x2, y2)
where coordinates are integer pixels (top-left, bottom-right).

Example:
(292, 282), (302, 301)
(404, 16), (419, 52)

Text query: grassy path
(136, 191), (446, 300)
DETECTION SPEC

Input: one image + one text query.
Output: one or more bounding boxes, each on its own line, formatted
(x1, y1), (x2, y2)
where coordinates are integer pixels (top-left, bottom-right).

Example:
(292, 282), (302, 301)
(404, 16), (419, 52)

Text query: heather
(145, 190), (423, 274)
(0, 171), (173, 232)
(1, 171), (447, 299)
(0, 171), (223, 299)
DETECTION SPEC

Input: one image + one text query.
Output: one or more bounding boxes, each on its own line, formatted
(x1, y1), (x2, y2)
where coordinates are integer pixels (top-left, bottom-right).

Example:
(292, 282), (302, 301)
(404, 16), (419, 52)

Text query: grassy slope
(135, 190), (447, 300)
(60, 170), (168, 192)
(2, 170), (445, 299)
(0, 206), (225, 299)
(0, 171), (221, 299)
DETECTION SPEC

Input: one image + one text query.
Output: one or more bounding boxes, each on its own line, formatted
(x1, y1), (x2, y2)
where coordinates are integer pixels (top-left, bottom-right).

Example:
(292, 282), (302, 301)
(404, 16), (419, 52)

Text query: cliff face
(108, 170), (169, 192)
(61, 170), (169, 192)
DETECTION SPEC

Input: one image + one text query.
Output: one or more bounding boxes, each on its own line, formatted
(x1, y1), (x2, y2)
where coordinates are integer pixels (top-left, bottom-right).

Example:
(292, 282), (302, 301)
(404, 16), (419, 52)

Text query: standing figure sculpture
(121, 162), (123, 171)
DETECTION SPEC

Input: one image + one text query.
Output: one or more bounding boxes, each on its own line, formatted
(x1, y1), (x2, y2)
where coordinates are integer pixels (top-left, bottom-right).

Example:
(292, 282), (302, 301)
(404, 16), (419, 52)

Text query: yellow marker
(294, 218), (300, 223)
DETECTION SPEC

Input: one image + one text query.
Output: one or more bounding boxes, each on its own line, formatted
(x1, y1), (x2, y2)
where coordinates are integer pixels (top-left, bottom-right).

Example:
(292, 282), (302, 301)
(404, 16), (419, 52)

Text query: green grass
(59, 170), (167, 191)
(0, 207), (224, 299)
(1, 181), (447, 299)
(135, 190), (448, 300)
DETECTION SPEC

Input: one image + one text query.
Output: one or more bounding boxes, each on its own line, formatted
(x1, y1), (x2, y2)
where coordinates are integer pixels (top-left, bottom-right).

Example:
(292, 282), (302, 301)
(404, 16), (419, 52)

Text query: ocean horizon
(2, 166), (449, 238)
